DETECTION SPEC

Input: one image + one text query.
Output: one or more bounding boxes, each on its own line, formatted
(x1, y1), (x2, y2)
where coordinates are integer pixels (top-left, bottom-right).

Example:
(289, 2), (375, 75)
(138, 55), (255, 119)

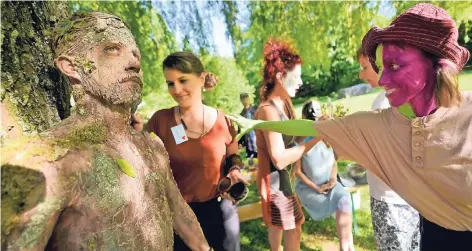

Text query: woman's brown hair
(162, 51), (218, 90)
(434, 58), (462, 107)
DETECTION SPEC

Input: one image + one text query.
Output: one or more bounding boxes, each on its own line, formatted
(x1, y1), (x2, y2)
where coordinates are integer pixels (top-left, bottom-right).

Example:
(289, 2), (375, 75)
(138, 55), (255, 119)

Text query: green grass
(459, 70), (472, 91)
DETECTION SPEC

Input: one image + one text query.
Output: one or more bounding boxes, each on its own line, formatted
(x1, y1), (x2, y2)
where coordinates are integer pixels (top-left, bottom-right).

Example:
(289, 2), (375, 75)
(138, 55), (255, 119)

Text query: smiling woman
(133, 51), (246, 251)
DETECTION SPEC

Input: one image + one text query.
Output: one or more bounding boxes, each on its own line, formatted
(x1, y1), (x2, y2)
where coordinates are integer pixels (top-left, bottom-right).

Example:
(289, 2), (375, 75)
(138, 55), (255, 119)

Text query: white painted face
(281, 64), (303, 97)
(311, 101), (322, 119)
(304, 101), (322, 121)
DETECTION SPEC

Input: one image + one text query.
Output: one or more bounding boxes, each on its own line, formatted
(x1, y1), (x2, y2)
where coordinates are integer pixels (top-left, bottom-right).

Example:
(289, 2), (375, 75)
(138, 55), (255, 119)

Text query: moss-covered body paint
(56, 122), (108, 149)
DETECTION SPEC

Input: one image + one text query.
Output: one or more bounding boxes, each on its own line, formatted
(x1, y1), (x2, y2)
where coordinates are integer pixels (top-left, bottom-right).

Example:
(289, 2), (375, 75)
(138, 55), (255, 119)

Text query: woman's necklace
(178, 106), (206, 170)
(179, 105), (208, 138)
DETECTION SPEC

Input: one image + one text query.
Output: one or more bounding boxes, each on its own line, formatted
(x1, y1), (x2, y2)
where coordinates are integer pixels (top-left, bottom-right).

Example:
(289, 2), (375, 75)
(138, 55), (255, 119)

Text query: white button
(415, 131), (421, 136)
(415, 142), (421, 147)
(415, 156), (422, 161)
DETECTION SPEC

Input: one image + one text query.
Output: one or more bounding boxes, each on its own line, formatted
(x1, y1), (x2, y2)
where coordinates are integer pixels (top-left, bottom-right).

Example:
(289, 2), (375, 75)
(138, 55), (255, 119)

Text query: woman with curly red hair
(254, 39), (318, 250)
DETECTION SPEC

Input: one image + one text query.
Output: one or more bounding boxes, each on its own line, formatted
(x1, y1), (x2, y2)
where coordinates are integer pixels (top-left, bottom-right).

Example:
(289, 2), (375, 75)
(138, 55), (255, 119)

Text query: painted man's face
(378, 43), (434, 107)
(79, 25), (143, 108)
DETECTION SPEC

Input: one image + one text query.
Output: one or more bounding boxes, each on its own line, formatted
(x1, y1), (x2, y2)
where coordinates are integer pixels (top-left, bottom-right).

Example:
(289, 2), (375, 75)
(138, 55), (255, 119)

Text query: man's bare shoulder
(130, 130), (171, 177)
(1, 118), (109, 209)
(138, 130), (168, 157)
(1, 134), (84, 246)
(2, 118), (105, 171)
(1, 131), (96, 189)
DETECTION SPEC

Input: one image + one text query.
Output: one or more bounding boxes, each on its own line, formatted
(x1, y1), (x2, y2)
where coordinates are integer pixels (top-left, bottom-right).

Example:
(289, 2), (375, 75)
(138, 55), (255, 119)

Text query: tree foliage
(71, 0), (471, 109)
(201, 56), (254, 114)
(392, 1), (472, 24)
(72, 1), (253, 116)
(222, 1), (380, 97)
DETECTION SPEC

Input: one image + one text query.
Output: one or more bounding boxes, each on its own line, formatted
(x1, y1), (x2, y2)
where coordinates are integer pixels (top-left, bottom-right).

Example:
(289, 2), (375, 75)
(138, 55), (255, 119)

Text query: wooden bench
(238, 169), (261, 222)
(238, 201), (263, 222)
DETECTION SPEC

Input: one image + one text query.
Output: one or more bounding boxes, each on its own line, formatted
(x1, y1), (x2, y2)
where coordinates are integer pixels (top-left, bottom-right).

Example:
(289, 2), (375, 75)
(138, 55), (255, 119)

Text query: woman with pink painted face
(357, 49), (420, 251)
(230, 4), (471, 250)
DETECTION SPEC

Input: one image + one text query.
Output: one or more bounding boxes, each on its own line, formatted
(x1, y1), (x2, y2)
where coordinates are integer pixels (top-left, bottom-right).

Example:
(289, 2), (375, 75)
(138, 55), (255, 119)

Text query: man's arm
(2, 162), (67, 251)
(164, 165), (210, 251)
(143, 131), (209, 250)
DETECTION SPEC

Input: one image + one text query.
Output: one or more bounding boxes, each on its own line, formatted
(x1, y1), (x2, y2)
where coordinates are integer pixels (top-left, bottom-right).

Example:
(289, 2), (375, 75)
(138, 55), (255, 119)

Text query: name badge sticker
(171, 124), (188, 145)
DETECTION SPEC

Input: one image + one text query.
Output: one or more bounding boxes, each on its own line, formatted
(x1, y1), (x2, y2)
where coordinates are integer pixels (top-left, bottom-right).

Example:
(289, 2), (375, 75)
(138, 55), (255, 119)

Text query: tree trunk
(1, 1), (70, 140)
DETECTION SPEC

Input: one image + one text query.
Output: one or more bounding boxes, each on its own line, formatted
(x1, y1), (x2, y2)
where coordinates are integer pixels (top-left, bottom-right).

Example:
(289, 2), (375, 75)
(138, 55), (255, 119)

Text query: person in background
(357, 48), (420, 251)
(295, 100), (354, 251)
(254, 38), (318, 251)
(133, 52), (246, 251)
(239, 93), (258, 159)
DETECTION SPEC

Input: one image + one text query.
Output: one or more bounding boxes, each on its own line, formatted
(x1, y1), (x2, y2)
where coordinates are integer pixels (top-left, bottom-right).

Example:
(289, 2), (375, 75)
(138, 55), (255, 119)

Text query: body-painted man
(230, 4), (471, 250)
(1, 12), (210, 251)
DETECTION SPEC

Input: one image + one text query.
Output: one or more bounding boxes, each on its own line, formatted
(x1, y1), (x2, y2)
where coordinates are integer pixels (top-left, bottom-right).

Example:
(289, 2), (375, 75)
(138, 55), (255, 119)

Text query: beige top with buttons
(314, 92), (472, 231)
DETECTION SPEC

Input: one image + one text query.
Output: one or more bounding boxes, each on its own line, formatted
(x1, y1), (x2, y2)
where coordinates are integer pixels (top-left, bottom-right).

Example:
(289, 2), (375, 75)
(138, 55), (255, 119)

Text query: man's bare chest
(75, 140), (170, 212)
(49, 143), (174, 250)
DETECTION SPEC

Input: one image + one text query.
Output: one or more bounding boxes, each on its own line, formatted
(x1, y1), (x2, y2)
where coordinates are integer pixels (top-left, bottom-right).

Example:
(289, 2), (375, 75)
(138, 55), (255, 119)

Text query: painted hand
(226, 114), (261, 141)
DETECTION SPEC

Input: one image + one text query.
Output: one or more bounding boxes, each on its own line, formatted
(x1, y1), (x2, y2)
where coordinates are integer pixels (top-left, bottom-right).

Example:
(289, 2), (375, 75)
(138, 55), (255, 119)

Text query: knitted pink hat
(362, 3), (470, 72)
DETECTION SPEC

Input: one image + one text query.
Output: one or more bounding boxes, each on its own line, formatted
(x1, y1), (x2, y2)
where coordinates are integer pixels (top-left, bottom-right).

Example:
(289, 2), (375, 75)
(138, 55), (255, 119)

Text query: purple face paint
(378, 43), (437, 116)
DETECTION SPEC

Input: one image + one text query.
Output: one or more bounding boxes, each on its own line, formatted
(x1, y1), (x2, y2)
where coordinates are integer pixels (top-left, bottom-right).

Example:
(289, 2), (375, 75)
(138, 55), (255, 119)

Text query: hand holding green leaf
(226, 114), (262, 141)
(227, 114), (319, 139)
